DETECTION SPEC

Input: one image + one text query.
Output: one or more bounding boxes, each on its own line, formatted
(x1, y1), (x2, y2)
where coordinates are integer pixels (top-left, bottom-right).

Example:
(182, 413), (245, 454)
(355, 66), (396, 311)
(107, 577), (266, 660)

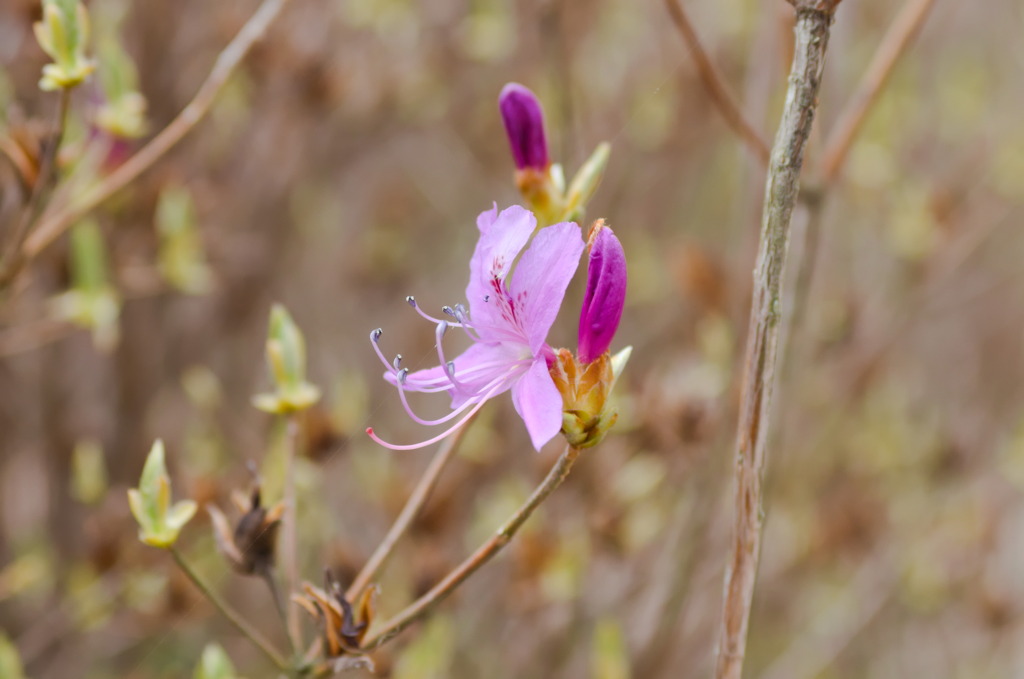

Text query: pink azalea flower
(368, 205), (585, 451)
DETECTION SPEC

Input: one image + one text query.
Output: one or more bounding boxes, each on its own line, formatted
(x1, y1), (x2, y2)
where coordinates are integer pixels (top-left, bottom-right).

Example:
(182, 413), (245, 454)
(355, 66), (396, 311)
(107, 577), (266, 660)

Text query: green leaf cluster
(127, 440), (197, 549)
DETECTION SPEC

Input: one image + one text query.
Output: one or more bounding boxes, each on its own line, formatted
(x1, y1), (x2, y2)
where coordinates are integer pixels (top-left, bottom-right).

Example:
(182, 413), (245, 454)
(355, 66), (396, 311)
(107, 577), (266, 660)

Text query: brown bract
(294, 571), (377, 660)
(207, 486), (284, 576)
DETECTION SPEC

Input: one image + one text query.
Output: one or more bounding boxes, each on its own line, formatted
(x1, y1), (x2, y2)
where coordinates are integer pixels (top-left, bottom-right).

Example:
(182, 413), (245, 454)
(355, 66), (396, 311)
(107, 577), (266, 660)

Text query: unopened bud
(253, 304), (321, 414)
(499, 83), (549, 172)
(127, 440), (197, 548)
(578, 221), (626, 365)
(34, 0), (95, 91)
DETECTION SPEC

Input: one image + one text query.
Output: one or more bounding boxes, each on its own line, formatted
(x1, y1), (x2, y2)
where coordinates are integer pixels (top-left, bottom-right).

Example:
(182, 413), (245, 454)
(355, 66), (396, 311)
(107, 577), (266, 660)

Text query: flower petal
(578, 225), (627, 364)
(498, 83), (549, 171)
(392, 341), (526, 408)
(509, 221), (585, 353)
(511, 358), (563, 451)
(466, 205), (536, 338)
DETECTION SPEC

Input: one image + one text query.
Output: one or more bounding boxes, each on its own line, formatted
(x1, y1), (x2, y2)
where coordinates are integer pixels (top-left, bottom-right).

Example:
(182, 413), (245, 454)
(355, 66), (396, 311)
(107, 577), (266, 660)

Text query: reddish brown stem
(345, 421), (470, 602)
(663, 0), (771, 167)
(820, 0), (937, 184)
(361, 444), (582, 651)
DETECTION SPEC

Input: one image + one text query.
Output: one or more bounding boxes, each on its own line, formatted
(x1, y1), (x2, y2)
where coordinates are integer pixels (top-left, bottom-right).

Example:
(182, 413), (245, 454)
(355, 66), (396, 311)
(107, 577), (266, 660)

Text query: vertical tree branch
(714, 4), (840, 679)
(664, 0), (771, 167)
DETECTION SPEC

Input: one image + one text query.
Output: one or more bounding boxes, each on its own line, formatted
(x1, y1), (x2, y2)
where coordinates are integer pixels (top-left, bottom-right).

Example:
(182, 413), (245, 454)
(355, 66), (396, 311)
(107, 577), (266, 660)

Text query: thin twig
(261, 569), (289, 637)
(283, 415), (302, 653)
(819, 0), (938, 184)
(169, 546), (289, 671)
(663, 0), (771, 167)
(787, 0), (938, 359)
(0, 89), (71, 286)
(345, 420), (471, 602)
(360, 444), (583, 651)
(14, 0), (288, 276)
(714, 4), (841, 679)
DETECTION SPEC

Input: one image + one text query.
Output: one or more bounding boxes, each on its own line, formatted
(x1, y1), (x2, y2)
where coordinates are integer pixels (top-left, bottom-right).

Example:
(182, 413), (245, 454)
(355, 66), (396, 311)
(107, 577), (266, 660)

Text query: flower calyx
(550, 347), (628, 449)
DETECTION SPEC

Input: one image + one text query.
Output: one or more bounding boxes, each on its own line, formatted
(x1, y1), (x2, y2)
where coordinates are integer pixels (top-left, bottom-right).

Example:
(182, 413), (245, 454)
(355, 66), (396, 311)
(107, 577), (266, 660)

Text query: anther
(406, 296), (417, 307)
(446, 361), (457, 378)
(393, 354), (402, 370)
(371, 328), (383, 342)
(442, 306), (456, 317)
(398, 368), (409, 384)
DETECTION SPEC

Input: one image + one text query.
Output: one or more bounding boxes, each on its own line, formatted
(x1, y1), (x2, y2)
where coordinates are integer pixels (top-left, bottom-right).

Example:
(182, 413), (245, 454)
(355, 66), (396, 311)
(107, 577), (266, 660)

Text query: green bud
(71, 439), (108, 506)
(50, 220), (121, 352)
(94, 11), (147, 138)
(252, 305), (321, 414)
(34, 0), (95, 91)
(194, 643), (237, 679)
(155, 186), (212, 294)
(127, 440), (197, 549)
(0, 633), (26, 679)
(563, 142), (611, 221)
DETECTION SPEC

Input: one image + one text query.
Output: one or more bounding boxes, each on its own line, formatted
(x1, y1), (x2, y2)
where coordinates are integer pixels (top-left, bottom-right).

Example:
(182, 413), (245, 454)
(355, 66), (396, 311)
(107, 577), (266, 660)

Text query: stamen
(392, 363), (524, 427)
(370, 328), (399, 375)
(407, 296), (448, 324)
(366, 380), (505, 451)
(434, 322), (466, 391)
(442, 306), (456, 318)
(393, 354), (403, 370)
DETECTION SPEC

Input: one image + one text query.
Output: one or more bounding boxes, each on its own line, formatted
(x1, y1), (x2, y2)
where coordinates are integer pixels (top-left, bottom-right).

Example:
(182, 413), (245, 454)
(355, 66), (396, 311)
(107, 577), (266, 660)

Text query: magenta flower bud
(499, 83), (550, 171)
(578, 222), (626, 364)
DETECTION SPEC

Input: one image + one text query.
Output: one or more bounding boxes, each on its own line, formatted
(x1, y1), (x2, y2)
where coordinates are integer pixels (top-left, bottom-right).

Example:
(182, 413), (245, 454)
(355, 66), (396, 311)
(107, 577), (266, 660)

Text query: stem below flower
(169, 546), (288, 671)
(345, 417), (471, 602)
(360, 444), (583, 651)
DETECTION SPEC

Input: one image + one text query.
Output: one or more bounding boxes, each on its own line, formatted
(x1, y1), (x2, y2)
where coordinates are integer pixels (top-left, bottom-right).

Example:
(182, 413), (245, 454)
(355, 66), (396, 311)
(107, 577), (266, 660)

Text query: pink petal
(466, 205), (537, 337)
(508, 221), (585, 353)
(511, 358), (564, 451)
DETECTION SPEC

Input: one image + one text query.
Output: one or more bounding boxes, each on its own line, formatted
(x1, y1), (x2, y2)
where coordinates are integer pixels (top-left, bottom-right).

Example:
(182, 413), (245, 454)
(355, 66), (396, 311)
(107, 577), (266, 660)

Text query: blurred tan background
(2, 0), (1024, 677)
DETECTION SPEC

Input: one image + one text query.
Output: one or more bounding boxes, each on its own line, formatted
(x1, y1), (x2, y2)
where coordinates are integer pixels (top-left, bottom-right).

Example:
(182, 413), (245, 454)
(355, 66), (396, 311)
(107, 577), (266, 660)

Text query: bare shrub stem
(345, 421), (471, 602)
(714, 4), (840, 679)
(361, 444), (582, 651)
(170, 546), (288, 671)
(664, 0), (771, 167)
(12, 0), (289, 282)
